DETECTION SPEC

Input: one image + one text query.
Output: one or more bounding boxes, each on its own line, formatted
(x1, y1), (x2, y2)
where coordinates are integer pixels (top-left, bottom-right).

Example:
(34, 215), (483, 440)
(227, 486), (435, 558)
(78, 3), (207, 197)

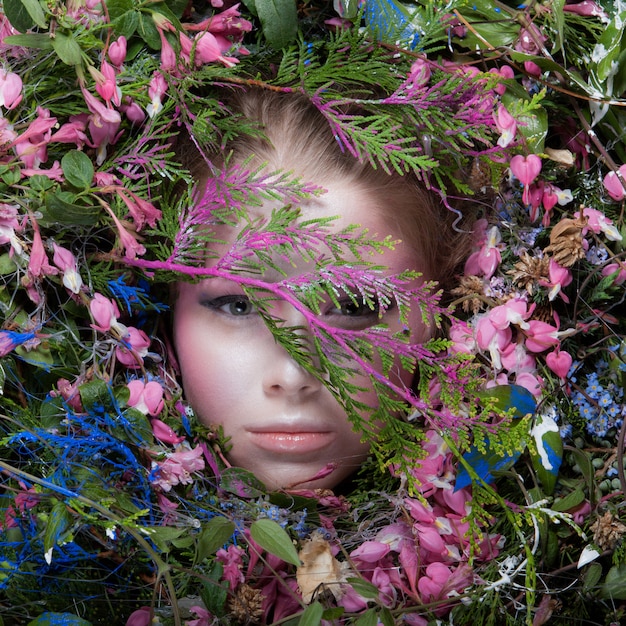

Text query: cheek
(173, 311), (240, 424)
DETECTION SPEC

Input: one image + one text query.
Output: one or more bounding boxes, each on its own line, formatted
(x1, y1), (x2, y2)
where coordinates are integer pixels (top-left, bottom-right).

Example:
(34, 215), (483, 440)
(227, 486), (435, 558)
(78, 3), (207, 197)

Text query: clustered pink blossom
(151, 445), (205, 492)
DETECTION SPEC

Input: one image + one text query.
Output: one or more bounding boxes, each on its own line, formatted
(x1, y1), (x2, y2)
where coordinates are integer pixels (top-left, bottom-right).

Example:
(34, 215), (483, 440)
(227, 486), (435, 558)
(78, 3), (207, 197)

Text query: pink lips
(248, 430), (334, 454)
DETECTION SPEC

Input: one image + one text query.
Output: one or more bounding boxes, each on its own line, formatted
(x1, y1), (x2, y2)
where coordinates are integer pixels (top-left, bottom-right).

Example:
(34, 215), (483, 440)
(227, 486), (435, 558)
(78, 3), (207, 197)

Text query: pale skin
(174, 177), (430, 491)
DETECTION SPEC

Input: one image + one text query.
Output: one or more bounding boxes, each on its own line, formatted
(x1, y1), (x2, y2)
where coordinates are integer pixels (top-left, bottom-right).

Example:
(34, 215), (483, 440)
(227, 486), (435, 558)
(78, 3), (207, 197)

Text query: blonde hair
(187, 88), (473, 292)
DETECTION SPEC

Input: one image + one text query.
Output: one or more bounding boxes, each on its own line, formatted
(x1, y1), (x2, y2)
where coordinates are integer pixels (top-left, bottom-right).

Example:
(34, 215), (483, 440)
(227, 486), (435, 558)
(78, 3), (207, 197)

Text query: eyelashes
(200, 292), (395, 329)
(200, 295), (257, 317)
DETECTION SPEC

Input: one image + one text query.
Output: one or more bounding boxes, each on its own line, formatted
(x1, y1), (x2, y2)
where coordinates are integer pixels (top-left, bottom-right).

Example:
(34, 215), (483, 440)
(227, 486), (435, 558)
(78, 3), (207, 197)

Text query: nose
(261, 305), (323, 399)
(262, 350), (323, 399)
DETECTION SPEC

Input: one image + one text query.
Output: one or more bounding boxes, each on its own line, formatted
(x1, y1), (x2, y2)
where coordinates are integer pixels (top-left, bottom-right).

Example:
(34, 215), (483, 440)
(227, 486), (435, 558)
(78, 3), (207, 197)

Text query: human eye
(200, 295), (257, 317)
(322, 294), (383, 329)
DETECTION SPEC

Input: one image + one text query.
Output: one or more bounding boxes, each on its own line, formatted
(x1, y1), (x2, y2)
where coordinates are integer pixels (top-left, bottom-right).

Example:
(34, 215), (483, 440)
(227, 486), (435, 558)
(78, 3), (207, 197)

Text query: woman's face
(173, 179), (430, 490)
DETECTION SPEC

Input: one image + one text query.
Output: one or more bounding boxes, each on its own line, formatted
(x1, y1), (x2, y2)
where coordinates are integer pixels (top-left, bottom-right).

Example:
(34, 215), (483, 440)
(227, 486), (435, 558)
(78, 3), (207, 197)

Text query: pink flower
(116, 326), (151, 367)
(602, 167), (626, 201)
(52, 243), (83, 294)
(546, 349), (573, 379)
(514, 371), (543, 396)
(488, 64), (514, 95)
(0, 67), (23, 109)
(120, 97), (146, 124)
(89, 293), (121, 332)
(418, 563), (473, 613)
(151, 419), (186, 445)
(563, 0), (607, 18)
(216, 545), (245, 590)
(602, 260), (626, 285)
(27, 219), (57, 280)
(408, 58), (431, 86)
(0, 202), (23, 255)
(108, 36), (127, 66)
(464, 225), (502, 278)
(494, 104), (516, 147)
(81, 87), (123, 164)
(524, 320), (560, 353)
(185, 4), (253, 38)
(127, 379), (165, 416)
(190, 32), (239, 67)
(575, 207), (623, 241)
(49, 116), (89, 148)
(542, 259), (572, 302)
(154, 16), (178, 71)
(55, 377), (83, 412)
(187, 606), (212, 626)
(489, 298), (532, 330)
(152, 446), (205, 491)
(117, 189), (162, 230)
(448, 320), (476, 355)
(147, 72), (167, 118)
(510, 154), (542, 205)
(351, 540), (391, 563)
(126, 607), (151, 626)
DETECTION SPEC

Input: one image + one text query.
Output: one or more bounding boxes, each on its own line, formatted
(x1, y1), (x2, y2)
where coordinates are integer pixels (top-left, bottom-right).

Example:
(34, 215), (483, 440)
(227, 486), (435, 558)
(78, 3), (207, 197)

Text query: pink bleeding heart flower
(127, 379), (165, 416)
(510, 154), (542, 205)
(546, 349), (573, 379)
(602, 165), (626, 201)
(108, 36), (127, 66)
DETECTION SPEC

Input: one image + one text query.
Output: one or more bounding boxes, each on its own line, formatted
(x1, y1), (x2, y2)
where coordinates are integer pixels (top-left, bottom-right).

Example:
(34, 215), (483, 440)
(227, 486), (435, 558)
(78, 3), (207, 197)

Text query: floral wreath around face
(1, 1), (626, 625)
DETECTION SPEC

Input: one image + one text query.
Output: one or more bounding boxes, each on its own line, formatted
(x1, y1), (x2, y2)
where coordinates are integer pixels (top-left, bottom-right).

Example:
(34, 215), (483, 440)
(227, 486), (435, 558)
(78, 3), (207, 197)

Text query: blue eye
(202, 295), (256, 316)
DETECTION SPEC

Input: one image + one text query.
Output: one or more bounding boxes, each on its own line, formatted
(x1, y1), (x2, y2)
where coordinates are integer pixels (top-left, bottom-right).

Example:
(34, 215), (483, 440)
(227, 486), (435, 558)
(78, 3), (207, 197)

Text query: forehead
(211, 178), (422, 276)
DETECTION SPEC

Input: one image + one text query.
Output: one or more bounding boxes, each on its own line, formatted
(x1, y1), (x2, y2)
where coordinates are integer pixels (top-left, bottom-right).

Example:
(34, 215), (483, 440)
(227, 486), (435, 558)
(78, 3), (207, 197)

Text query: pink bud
(151, 418), (186, 445)
(545, 349), (572, 379)
(408, 58), (431, 86)
(602, 167), (626, 201)
(108, 36), (127, 66)
(90, 293), (121, 332)
(494, 104), (516, 147)
(0, 69), (23, 110)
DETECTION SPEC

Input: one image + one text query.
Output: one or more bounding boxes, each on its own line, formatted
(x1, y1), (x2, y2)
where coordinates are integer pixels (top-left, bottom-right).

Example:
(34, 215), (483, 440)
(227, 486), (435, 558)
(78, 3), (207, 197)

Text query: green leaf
(220, 467), (266, 498)
(138, 11), (162, 50)
(61, 151), (94, 190)
(105, 0), (135, 19)
(552, 488), (585, 512)
(123, 408), (153, 444)
(254, 0), (297, 49)
(111, 9), (140, 39)
(516, 108), (548, 154)
(0, 253), (17, 275)
(44, 190), (100, 226)
(583, 562), (603, 593)
(249, 518), (301, 566)
(378, 607), (394, 626)
(594, 11), (626, 83)
(3, 33), (53, 50)
(355, 609), (378, 626)
(142, 526), (187, 552)
(27, 613), (92, 626)
(599, 564), (626, 600)
(200, 562), (229, 617)
(51, 32), (84, 66)
(567, 447), (596, 502)
(298, 601), (323, 626)
(15, 343), (55, 367)
(196, 517), (236, 562)
(3, 0), (47, 31)
(43, 501), (71, 558)
(345, 577), (380, 600)
(79, 379), (114, 413)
